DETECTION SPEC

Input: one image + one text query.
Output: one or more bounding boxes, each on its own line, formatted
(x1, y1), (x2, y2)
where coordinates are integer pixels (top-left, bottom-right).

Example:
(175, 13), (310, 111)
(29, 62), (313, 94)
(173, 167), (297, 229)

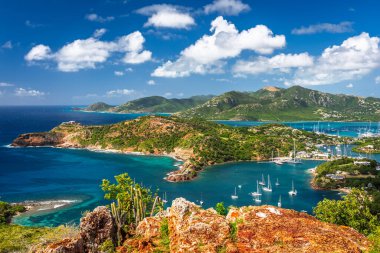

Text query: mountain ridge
(83, 86), (380, 121)
(84, 95), (213, 113)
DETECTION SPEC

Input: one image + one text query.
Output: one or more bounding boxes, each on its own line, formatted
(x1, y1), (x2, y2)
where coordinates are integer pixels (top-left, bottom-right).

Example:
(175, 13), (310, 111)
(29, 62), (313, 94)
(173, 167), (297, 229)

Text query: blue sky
(1, 0), (380, 105)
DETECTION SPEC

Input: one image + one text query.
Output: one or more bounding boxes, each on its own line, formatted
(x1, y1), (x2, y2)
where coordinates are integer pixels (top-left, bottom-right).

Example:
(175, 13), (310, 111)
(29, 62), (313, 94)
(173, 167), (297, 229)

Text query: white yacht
(254, 194), (262, 203)
(262, 175), (272, 192)
(277, 195), (282, 207)
(162, 192), (168, 204)
(259, 174), (266, 186)
(287, 139), (302, 164)
(231, 187), (238, 199)
(288, 180), (297, 196)
(250, 180), (262, 196)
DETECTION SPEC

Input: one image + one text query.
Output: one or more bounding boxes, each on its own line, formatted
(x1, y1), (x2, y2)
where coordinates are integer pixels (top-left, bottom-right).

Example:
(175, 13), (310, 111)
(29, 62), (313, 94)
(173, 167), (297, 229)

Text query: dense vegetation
(313, 157), (379, 189)
(178, 86), (380, 121)
(0, 201), (26, 224)
(314, 189), (379, 236)
(0, 201), (77, 253)
(101, 173), (163, 246)
(84, 102), (114, 112)
(52, 116), (345, 179)
(84, 86), (380, 121)
(353, 137), (380, 153)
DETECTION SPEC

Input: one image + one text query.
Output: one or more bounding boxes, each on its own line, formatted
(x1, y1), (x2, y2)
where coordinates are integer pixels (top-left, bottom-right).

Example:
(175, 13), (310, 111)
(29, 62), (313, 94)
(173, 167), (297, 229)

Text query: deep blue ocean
(0, 106), (379, 227)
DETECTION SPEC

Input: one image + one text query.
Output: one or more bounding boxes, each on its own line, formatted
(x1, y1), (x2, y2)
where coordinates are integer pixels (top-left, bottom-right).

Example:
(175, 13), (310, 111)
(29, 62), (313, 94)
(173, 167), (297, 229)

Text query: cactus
(104, 173), (164, 243)
(111, 198), (126, 246)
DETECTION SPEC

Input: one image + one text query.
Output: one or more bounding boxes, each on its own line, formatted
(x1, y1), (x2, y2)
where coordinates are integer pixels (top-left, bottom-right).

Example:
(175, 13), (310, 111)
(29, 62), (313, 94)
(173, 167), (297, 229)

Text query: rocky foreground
(38, 198), (370, 253)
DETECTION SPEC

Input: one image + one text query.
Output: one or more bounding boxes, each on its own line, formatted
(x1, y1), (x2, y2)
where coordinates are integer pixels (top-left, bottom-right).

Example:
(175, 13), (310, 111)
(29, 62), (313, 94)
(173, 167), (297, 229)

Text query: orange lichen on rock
(42, 199), (370, 253)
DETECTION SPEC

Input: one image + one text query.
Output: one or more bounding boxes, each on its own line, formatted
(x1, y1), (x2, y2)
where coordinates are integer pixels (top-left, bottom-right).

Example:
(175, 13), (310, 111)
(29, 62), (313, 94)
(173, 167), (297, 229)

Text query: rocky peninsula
(11, 116), (348, 182)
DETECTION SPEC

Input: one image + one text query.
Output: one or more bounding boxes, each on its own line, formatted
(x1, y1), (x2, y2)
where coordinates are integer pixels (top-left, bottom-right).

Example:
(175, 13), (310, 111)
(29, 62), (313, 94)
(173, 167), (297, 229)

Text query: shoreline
(11, 199), (80, 223)
(308, 167), (352, 194)
(6, 144), (185, 163)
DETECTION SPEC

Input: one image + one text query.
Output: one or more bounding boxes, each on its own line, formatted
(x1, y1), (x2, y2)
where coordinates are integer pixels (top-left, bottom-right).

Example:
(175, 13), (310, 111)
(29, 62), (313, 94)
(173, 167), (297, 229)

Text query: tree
(215, 202), (228, 216)
(314, 189), (379, 235)
(0, 201), (26, 224)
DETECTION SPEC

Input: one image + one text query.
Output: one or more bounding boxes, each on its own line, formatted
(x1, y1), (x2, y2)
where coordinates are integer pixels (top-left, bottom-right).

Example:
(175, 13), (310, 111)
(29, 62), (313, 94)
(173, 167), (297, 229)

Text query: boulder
(168, 198), (234, 253)
(39, 238), (84, 253)
(226, 205), (371, 253)
(80, 206), (116, 252)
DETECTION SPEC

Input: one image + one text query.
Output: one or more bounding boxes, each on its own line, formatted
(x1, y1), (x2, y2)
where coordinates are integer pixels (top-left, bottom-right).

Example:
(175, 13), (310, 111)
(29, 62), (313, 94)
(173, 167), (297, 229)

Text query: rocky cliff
(41, 198), (371, 253)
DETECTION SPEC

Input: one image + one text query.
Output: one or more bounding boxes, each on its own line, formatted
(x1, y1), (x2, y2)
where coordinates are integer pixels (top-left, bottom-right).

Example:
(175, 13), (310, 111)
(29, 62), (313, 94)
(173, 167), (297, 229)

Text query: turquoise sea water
(0, 106), (379, 227)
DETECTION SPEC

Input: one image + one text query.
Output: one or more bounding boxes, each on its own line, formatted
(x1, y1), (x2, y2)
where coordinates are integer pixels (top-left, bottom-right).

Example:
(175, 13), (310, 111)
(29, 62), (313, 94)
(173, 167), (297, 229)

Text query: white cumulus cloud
(346, 83), (354, 88)
(15, 88), (45, 97)
(147, 80), (156, 85)
(25, 31), (152, 72)
(204, 0), (250, 16)
(93, 28), (107, 38)
(288, 32), (380, 86)
(106, 89), (135, 97)
(25, 44), (52, 61)
(233, 53), (314, 75)
(152, 16), (285, 78)
(0, 82), (15, 87)
(292, 21), (353, 35)
(85, 13), (114, 23)
(375, 76), (380, 84)
(114, 71), (124, 76)
(136, 4), (195, 29)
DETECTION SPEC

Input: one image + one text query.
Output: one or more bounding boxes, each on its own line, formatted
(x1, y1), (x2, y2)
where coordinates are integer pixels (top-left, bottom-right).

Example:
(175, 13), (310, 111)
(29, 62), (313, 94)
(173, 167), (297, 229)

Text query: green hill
(84, 102), (114, 112)
(177, 86), (380, 121)
(85, 95), (213, 113)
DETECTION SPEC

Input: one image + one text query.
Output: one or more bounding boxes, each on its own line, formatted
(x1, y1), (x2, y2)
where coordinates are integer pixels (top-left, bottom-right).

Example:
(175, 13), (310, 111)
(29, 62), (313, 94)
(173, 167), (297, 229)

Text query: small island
(11, 115), (347, 182)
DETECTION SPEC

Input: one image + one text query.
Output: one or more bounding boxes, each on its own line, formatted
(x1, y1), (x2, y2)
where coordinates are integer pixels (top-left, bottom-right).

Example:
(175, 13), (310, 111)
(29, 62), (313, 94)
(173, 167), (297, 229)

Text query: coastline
(6, 144), (184, 163)
(11, 199), (80, 224)
(308, 167), (351, 194)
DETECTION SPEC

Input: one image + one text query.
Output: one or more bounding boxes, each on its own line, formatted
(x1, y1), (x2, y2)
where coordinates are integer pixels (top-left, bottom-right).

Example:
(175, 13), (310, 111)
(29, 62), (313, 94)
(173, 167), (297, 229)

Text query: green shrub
(314, 189), (379, 235)
(99, 239), (115, 253)
(215, 202), (227, 216)
(0, 224), (78, 253)
(0, 201), (26, 224)
(160, 218), (170, 250)
(229, 222), (238, 242)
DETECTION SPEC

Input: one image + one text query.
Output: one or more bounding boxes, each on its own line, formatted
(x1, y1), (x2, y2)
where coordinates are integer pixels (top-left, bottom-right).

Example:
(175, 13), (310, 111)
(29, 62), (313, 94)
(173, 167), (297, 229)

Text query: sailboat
(254, 194), (262, 203)
(288, 180), (297, 196)
(277, 195), (282, 207)
(262, 175), (272, 192)
(274, 159), (283, 165)
(162, 192), (168, 204)
(259, 174), (266, 186)
(287, 139), (302, 164)
(200, 193), (204, 206)
(275, 178), (280, 186)
(231, 187), (238, 199)
(274, 150), (284, 165)
(250, 180), (262, 196)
